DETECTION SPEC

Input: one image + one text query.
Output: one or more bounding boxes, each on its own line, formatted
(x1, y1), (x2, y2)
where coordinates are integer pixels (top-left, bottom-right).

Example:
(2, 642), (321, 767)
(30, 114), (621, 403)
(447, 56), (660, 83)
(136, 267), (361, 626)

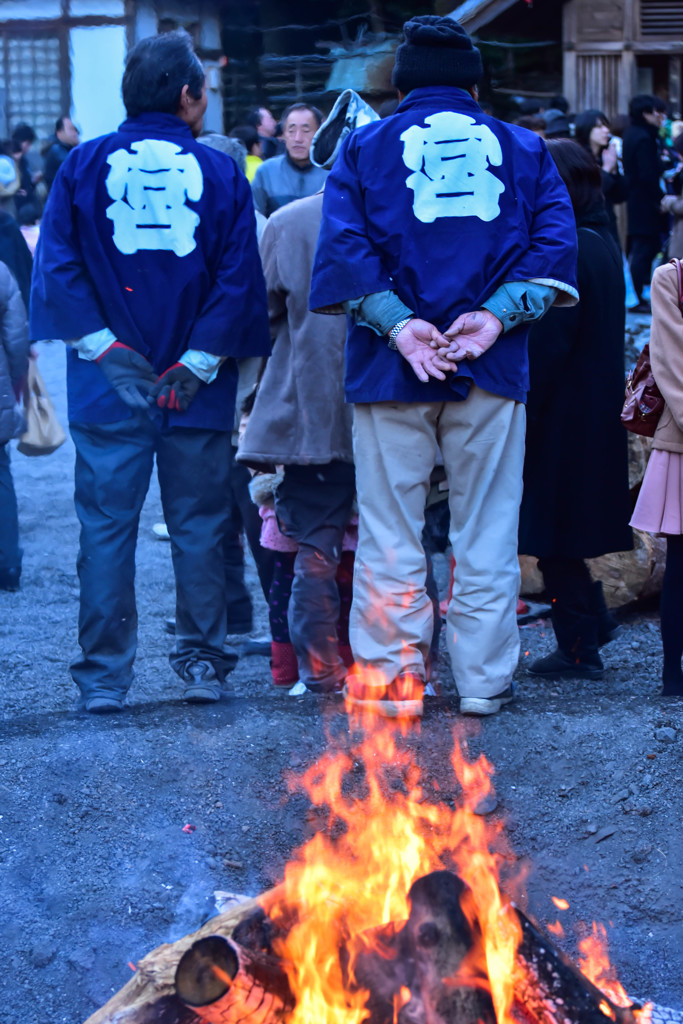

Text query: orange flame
(393, 985), (411, 1023)
(211, 963), (234, 987)
(261, 713), (522, 1024)
(552, 896), (569, 910)
(546, 920), (565, 938)
(578, 921), (632, 1008)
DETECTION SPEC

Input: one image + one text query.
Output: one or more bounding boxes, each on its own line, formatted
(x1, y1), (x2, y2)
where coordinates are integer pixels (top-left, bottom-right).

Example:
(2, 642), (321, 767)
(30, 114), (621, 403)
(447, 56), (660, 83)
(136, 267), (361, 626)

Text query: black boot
(0, 566), (20, 592)
(528, 609), (604, 679)
(661, 536), (683, 697)
(590, 580), (621, 647)
(527, 647), (604, 679)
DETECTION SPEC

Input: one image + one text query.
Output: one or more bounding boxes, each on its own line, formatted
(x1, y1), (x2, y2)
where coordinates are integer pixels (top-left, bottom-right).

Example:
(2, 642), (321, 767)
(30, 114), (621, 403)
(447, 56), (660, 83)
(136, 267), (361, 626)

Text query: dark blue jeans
(69, 415), (234, 702)
(275, 461), (355, 691)
(0, 443), (21, 587)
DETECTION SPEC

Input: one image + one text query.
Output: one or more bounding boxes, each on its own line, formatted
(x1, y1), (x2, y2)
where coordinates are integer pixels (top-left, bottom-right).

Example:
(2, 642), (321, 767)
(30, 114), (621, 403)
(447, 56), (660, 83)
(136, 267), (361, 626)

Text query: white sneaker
(459, 684), (516, 717)
(152, 522), (170, 540)
(288, 680), (307, 696)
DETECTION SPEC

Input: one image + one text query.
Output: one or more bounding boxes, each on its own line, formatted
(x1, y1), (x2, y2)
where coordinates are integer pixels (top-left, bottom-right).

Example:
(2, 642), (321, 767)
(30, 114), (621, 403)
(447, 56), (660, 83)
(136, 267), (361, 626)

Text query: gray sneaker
(84, 695), (125, 714)
(459, 684), (516, 717)
(183, 661), (221, 704)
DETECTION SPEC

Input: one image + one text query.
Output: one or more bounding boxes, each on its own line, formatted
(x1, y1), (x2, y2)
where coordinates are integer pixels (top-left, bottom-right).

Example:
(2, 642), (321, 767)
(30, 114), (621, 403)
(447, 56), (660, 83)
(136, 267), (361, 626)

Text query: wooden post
(562, 0), (578, 114)
(619, 50), (637, 117)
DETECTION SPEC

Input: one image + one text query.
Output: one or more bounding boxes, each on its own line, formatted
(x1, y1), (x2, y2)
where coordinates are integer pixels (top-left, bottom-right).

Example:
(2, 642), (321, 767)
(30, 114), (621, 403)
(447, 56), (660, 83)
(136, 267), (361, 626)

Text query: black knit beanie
(392, 15), (483, 94)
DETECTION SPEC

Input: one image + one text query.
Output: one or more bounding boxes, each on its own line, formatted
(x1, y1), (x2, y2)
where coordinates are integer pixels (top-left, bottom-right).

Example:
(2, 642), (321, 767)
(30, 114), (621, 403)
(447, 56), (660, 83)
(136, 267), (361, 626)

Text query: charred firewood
(399, 871), (497, 1024)
(512, 910), (638, 1024)
(348, 871), (497, 1024)
(175, 935), (294, 1024)
(344, 919), (409, 1023)
(85, 880), (683, 1024)
(231, 907), (278, 957)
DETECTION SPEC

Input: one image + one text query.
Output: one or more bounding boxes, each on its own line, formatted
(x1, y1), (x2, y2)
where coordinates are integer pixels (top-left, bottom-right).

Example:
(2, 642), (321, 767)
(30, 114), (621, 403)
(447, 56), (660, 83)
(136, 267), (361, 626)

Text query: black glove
(149, 362), (202, 412)
(95, 341), (158, 410)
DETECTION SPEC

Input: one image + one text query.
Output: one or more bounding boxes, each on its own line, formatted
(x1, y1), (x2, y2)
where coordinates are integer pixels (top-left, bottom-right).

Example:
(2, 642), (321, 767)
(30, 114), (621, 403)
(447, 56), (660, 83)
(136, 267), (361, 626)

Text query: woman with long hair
(520, 140), (633, 680)
(574, 108), (627, 244)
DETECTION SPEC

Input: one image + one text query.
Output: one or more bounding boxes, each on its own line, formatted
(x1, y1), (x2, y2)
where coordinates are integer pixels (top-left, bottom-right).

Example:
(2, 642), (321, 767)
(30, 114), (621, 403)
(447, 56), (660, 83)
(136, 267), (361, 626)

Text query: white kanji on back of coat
(400, 111), (504, 224)
(105, 139), (204, 256)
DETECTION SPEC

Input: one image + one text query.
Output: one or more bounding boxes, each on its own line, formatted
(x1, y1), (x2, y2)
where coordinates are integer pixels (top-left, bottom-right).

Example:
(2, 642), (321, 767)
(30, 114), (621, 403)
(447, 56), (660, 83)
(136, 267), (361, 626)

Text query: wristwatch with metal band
(387, 316), (414, 350)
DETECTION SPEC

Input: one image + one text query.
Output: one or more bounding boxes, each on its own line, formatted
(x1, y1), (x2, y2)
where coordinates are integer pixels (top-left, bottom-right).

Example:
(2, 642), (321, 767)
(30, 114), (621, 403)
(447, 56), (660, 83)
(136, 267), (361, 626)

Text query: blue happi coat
(30, 113), (270, 430)
(310, 88), (578, 404)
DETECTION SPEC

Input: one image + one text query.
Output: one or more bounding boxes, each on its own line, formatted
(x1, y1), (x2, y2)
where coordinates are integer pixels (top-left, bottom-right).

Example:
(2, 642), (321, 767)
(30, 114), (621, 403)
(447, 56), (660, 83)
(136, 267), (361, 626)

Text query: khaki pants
(351, 387), (525, 699)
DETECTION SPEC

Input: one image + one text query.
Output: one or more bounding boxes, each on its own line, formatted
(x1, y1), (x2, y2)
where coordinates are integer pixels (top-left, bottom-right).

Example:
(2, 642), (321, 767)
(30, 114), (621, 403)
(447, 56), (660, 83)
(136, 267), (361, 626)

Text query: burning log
(349, 871), (498, 1024)
(82, 896), (265, 1024)
(345, 871), (639, 1024)
(513, 910), (637, 1024)
(84, 877), (682, 1024)
(175, 935), (293, 1023)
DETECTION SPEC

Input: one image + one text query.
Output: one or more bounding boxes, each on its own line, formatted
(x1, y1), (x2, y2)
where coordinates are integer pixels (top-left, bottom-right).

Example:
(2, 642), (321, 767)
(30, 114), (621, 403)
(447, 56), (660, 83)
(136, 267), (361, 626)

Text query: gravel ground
(1, 337), (682, 1024)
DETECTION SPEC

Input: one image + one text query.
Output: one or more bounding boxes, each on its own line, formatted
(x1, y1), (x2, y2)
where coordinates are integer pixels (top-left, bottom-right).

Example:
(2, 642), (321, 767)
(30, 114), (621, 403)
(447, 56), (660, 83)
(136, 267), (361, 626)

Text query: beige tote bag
(17, 359), (66, 456)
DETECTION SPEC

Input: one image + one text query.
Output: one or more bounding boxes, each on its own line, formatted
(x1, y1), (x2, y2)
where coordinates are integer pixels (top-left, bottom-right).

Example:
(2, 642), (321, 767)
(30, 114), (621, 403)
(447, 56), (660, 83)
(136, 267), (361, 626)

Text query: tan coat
(650, 260), (683, 453)
(661, 193), (683, 260)
(237, 191), (353, 469)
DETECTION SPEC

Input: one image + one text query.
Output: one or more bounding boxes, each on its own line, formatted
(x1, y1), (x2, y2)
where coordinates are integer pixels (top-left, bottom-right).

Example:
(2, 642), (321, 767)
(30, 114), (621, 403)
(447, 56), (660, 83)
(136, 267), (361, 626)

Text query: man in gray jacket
(239, 92), (377, 693)
(251, 103), (329, 217)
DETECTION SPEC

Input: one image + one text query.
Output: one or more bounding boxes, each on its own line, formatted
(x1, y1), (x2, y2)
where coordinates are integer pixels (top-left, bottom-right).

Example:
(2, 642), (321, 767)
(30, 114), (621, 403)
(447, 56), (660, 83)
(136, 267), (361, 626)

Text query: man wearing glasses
(251, 104), (329, 217)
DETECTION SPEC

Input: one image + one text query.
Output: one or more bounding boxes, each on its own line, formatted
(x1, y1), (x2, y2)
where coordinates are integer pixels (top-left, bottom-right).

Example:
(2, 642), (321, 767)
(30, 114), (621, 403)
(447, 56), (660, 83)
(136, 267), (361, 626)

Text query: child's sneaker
(344, 669), (424, 718)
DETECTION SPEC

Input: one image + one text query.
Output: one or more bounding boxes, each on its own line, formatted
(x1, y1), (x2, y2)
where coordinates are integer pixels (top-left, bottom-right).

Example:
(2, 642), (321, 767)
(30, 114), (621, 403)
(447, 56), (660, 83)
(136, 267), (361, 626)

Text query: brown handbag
(16, 358), (66, 456)
(620, 259), (682, 437)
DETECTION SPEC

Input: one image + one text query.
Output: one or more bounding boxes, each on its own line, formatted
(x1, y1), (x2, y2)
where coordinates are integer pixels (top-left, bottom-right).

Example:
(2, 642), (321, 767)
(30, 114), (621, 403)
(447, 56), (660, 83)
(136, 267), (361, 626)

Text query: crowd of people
(514, 93), (683, 312)
(0, 117), (81, 227)
(2, 17), (683, 717)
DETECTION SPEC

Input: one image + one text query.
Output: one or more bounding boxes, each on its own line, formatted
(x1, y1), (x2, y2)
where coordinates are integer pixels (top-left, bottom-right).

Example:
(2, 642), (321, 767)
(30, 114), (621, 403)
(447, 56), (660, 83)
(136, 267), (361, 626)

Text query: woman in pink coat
(631, 260), (683, 695)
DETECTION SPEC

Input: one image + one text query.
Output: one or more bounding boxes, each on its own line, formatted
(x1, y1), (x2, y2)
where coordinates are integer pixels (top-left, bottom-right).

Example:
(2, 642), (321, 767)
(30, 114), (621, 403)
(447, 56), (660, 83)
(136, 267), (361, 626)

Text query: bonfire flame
(579, 922), (634, 1010)
(253, 661), (638, 1024)
(261, 720), (522, 1024)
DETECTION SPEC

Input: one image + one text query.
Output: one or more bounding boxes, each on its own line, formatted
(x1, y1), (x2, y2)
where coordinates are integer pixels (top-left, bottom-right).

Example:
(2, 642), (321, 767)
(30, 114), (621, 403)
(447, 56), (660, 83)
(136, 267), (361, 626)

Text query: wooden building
(453, 0), (683, 117)
(0, 0), (224, 142)
(561, 0), (682, 118)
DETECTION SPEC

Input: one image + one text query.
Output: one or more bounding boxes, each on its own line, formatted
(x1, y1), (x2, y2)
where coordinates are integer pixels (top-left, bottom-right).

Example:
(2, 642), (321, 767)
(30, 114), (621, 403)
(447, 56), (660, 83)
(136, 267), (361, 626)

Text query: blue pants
(275, 461), (355, 691)
(69, 415), (234, 702)
(0, 443), (21, 587)
(224, 444), (275, 631)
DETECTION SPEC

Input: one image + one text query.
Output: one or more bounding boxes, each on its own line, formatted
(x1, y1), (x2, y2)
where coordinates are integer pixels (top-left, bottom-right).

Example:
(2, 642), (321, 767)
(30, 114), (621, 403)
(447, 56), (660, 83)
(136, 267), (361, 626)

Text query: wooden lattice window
(2, 32), (66, 139)
(639, 0), (683, 37)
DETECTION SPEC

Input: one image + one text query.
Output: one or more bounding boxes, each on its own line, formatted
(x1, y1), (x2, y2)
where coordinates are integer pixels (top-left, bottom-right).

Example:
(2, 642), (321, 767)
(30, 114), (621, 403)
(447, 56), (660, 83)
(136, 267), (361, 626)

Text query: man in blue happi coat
(310, 16), (579, 718)
(30, 31), (270, 713)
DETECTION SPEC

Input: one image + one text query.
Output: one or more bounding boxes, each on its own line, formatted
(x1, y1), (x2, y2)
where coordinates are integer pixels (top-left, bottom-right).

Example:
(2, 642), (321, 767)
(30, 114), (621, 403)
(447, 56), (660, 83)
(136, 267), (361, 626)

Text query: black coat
(0, 211), (32, 308)
(600, 168), (627, 245)
(623, 121), (664, 236)
(43, 139), (72, 189)
(519, 208), (633, 560)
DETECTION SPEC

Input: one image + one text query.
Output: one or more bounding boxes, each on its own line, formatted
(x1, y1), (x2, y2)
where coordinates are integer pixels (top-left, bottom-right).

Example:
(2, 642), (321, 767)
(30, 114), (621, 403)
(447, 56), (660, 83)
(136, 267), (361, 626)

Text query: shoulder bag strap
(669, 257), (683, 311)
(579, 226), (621, 273)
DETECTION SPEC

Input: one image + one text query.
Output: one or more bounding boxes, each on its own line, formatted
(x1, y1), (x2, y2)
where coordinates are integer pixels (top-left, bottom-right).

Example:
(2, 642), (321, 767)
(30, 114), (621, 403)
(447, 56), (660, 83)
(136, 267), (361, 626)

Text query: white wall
(133, 0), (157, 43)
(0, 0), (61, 18)
(70, 24), (126, 141)
(70, 1), (125, 14)
(203, 62), (223, 133)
